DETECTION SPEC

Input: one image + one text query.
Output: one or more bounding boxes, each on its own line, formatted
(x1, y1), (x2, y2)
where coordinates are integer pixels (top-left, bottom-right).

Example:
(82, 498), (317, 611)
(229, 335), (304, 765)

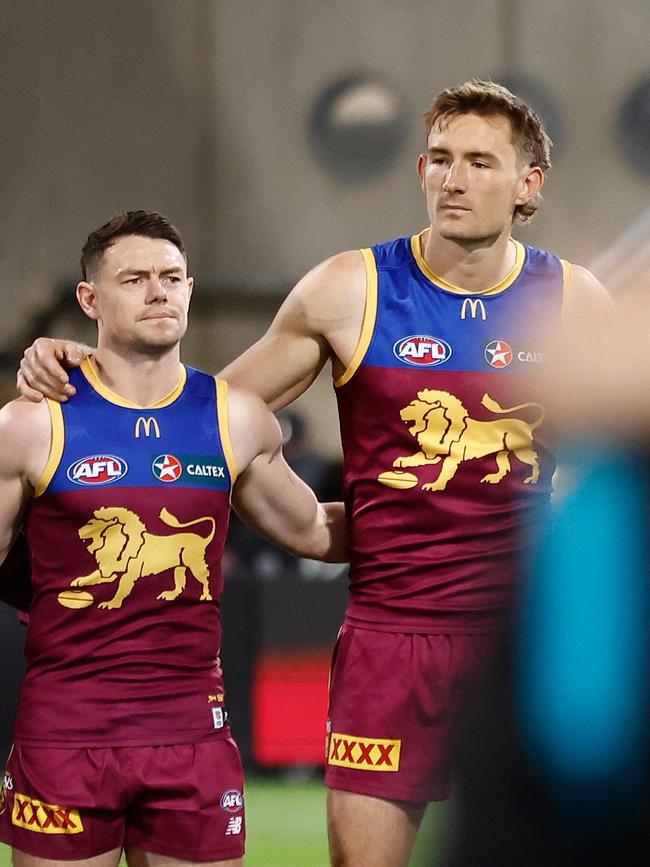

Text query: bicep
(219, 251), (365, 410)
(0, 399), (50, 565)
(231, 447), (319, 552)
(0, 422), (32, 566)
(219, 321), (329, 411)
(0, 475), (30, 567)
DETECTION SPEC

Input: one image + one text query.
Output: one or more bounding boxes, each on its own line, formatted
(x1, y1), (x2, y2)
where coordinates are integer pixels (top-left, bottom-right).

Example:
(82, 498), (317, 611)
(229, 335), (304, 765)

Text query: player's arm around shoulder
(0, 398), (51, 564)
(224, 382), (349, 563)
(219, 249), (367, 410)
(18, 337), (92, 402)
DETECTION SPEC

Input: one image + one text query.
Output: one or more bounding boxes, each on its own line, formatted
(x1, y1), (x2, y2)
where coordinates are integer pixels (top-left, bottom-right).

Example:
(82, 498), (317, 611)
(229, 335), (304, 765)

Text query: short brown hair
(81, 210), (187, 280)
(424, 79), (552, 224)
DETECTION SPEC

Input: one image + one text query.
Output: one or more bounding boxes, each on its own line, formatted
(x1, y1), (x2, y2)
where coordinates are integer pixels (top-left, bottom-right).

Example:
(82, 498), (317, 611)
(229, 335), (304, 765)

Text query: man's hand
(17, 338), (92, 402)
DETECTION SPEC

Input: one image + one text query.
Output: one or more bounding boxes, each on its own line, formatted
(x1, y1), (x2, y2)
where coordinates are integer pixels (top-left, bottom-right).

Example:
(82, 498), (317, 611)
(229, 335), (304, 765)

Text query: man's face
(80, 235), (193, 353)
(418, 112), (541, 244)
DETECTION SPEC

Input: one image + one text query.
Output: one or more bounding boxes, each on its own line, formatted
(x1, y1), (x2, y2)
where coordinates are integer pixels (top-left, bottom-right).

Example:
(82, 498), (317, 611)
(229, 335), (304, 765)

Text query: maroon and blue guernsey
(335, 231), (568, 634)
(18, 359), (236, 747)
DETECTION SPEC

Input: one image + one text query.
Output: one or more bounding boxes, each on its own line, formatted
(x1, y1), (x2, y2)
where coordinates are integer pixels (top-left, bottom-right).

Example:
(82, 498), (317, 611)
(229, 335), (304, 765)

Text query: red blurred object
(252, 650), (331, 766)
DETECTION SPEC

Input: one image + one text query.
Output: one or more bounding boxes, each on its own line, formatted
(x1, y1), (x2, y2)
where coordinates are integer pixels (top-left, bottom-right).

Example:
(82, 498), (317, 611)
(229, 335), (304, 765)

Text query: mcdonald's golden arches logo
(460, 298), (487, 320)
(135, 416), (161, 438)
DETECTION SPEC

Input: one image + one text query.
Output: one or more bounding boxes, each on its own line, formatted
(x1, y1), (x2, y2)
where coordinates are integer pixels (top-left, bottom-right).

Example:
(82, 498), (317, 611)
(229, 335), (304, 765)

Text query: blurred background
(1, 1), (649, 864)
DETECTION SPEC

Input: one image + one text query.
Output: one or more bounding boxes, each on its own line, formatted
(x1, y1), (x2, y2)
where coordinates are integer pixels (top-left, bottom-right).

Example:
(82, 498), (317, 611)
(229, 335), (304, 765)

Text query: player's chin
(437, 225), (475, 241)
(141, 319), (186, 340)
(138, 328), (186, 352)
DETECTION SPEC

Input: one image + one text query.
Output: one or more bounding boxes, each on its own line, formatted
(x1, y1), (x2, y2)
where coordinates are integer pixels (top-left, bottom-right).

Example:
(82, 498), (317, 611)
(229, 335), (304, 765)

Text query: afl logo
(220, 789), (244, 813)
(484, 340), (513, 368)
(67, 455), (127, 486)
(152, 454), (183, 482)
(393, 335), (451, 367)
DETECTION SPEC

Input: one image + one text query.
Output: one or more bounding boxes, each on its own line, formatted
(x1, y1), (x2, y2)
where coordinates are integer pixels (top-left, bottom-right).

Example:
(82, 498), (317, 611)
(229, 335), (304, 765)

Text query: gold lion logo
(380, 390), (545, 492)
(68, 507), (216, 609)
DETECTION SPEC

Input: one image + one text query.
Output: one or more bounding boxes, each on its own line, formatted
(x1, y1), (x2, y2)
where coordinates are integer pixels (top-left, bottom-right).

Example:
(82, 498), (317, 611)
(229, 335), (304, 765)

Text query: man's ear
(76, 282), (100, 321)
(417, 153), (427, 191)
(515, 165), (545, 207)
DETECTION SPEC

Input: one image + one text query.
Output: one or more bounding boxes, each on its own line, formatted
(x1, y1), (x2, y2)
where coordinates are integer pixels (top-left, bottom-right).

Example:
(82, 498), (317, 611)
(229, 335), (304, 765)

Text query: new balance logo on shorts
(11, 793), (84, 834)
(327, 733), (401, 772)
(225, 816), (243, 836)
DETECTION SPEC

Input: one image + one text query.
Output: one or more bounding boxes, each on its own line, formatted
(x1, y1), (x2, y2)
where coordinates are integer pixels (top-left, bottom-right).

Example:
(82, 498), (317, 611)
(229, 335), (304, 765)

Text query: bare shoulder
(0, 397), (51, 475)
(282, 249), (367, 325)
(567, 263), (613, 308)
(0, 396), (50, 438)
(219, 380), (281, 475)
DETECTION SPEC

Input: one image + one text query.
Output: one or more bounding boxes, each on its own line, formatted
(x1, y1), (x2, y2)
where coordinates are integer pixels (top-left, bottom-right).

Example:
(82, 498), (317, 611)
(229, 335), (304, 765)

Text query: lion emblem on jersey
(66, 507), (216, 609)
(380, 390), (545, 492)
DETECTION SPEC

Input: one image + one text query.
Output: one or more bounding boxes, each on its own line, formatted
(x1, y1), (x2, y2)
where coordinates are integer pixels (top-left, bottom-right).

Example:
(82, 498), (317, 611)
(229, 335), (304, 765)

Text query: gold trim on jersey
(334, 247), (378, 387)
(216, 378), (238, 484)
(411, 229), (525, 296)
(34, 400), (64, 497)
(80, 357), (186, 409)
(560, 259), (573, 326)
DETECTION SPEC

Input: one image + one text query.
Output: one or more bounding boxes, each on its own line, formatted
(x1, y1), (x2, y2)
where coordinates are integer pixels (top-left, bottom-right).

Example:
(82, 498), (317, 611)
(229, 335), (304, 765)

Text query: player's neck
(91, 345), (182, 407)
(421, 229), (516, 294)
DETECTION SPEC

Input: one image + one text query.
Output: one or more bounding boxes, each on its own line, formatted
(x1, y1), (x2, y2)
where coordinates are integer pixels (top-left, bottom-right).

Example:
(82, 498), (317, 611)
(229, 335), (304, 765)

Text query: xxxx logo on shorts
(327, 733), (401, 772)
(12, 793), (84, 834)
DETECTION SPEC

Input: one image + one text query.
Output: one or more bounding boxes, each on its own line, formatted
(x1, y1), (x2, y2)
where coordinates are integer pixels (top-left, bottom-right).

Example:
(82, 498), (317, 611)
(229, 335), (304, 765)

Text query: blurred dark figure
(444, 451), (650, 867)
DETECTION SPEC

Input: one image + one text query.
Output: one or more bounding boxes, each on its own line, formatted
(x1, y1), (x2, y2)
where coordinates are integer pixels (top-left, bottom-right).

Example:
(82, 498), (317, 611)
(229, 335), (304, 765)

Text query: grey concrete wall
(1, 0), (213, 345)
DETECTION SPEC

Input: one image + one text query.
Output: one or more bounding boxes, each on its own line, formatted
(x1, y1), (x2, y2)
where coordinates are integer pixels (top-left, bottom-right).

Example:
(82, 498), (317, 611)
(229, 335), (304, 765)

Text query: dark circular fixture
(308, 73), (410, 182)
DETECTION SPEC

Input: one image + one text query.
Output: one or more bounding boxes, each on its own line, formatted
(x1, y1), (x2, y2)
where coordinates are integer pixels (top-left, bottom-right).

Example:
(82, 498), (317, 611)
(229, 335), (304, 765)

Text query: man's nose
(146, 277), (167, 301)
(442, 163), (465, 193)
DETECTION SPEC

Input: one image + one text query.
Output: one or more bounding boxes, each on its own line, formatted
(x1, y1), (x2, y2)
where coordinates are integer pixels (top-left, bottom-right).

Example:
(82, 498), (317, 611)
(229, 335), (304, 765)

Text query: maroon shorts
(325, 624), (497, 804)
(0, 737), (245, 861)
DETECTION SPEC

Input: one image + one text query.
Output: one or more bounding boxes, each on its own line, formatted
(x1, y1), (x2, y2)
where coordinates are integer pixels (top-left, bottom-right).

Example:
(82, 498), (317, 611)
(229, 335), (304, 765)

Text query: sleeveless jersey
(335, 231), (566, 633)
(18, 360), (236, 747)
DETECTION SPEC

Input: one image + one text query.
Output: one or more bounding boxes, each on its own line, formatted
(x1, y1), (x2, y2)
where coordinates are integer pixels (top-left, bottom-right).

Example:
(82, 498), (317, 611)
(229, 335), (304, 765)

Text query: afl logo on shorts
(67, 455), (127, 486)
(220, 789), (243, 813)
(484, 340), (513, 368)
(152, 454), (183, 482)
(393, 335), (451, 367)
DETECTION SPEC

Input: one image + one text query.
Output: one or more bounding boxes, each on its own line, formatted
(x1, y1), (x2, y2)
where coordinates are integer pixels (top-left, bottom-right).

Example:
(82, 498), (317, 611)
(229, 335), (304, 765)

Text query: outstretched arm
(218, 250), (366, 410)
(16, 249), (366, 410)
(227, 383), (348, 562)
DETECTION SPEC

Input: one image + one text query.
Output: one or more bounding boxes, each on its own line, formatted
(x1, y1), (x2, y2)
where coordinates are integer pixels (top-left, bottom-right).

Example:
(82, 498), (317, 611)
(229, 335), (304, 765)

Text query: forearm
(281, 501), (349, 563)
(233, 481), (348, 563)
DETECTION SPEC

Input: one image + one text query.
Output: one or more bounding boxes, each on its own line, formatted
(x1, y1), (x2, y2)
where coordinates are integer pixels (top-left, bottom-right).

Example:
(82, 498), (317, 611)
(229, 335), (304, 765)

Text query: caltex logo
(152, 454), (183, 482)
(393, 335), (451, 367)
(67, 455), (127, 486)
(484, 340), (513, 368)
